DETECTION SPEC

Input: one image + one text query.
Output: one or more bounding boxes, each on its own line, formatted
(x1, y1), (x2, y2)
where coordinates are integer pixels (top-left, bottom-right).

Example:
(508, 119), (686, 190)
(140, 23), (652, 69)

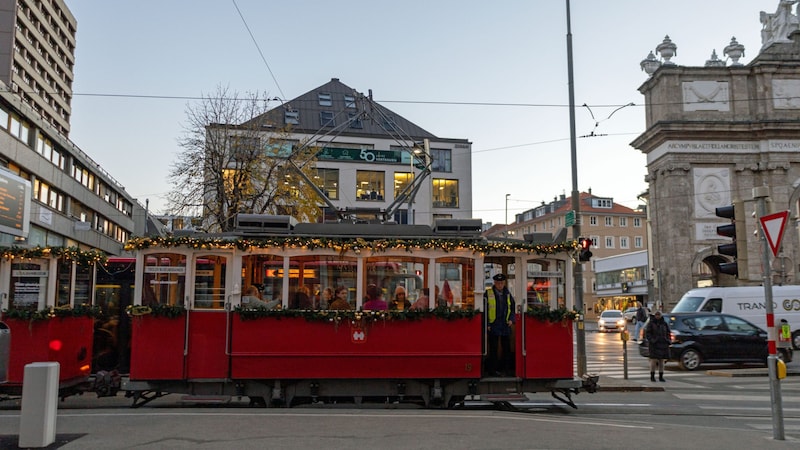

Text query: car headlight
(598, 319), (605, 326)
(617, 319), (626, 326)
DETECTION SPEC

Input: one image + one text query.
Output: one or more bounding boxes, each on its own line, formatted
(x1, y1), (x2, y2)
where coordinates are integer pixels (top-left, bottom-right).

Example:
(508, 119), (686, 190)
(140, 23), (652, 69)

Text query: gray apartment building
(0, 0), (151, 254)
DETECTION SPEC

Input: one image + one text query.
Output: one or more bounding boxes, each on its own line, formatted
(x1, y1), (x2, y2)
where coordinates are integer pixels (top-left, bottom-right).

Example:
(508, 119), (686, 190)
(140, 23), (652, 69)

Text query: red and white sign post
(753, 186), (786, 440)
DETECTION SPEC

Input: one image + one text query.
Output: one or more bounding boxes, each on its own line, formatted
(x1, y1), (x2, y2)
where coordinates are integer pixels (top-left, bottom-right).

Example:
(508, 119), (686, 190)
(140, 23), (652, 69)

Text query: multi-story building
(248, 78), (473, 225)
(486, 190), (648, 317)
(0, 0), (152, 255)
(632, 6), (800, 309)
(0, 0), (74, 137)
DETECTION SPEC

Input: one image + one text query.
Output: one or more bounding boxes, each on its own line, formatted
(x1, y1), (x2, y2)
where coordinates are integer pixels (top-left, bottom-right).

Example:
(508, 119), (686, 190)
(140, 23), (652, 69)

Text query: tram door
(482, 258), (517, 377)
(186, 254), (231, 379)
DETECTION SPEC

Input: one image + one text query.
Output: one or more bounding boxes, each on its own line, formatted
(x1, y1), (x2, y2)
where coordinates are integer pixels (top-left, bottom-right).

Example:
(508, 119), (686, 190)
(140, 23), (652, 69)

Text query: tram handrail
(225, 296), (232, 356)
(183, 297), (190, 357)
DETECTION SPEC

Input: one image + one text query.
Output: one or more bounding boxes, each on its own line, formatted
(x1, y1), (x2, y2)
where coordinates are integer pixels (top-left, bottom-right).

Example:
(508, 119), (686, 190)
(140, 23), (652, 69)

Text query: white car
(598, 309), (626, 332)
(622, 307), (639, 323)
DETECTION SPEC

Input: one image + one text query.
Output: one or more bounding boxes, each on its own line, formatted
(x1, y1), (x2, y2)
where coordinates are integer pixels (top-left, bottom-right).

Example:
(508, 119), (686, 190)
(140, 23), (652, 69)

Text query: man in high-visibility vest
(485, 273), (516, 377)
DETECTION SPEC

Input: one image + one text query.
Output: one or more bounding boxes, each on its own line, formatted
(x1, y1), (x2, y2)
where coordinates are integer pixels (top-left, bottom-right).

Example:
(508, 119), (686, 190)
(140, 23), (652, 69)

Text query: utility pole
(566, 0), (587, 377)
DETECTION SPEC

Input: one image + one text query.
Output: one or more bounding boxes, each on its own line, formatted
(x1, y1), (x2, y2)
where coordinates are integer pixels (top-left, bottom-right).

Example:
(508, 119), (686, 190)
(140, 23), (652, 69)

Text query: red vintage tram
(121, 218), (595, 408)
(0, 218), (596, 408)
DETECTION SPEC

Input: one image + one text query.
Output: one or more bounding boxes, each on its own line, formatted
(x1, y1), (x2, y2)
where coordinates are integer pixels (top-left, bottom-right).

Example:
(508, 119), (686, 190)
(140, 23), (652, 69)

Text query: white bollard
(19, 362), (60, 448)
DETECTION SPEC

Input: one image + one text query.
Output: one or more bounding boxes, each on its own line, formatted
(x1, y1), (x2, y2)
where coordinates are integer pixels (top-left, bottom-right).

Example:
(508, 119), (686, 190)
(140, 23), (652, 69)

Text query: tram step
(180, 395), (231, 404)
(478, 393), (528, 402)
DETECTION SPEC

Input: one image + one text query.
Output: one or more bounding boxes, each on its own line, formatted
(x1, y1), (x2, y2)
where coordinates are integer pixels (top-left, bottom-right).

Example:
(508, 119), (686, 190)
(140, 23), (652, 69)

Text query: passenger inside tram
(242, 285), (272, 308)
(410, 288), (430, 310)
(329, 286), (352, 310)
(390, 286), (411, 311)
(362, 284), (388, 310)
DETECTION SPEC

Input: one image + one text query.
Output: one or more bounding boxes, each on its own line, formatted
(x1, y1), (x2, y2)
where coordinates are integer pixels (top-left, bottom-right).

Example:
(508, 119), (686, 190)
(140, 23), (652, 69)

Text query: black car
(638, 312), (793, 370)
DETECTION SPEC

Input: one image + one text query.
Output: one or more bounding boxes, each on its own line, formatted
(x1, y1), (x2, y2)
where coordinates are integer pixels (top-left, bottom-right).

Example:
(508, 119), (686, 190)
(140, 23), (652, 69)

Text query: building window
(320, 111), (335, 127)
(605, 236), (614, 248)
(432, 179), (459, 208)
(356, 170), (384, 201)
(0, 108), (7, 129)
(318, 93), (332, 106)
(592, 198), (613, 208)
(604, 216), (613, 226)
(344, 94), (356, 108)
(284, 110), (299, 125)
(634, 236), (643, 248)
(589, 216), (597, 226)
(619, 217), (627, 227)
(316, 168), (339, 200)
(590, 236), (599, 247)
(394, 209), (408, 224)
(430, 148), (452, 172)
(620, 236), (629, 249)
(348, 112), (362, 129)
(634, 217), (642, 227)
(394, 172), (413, 200)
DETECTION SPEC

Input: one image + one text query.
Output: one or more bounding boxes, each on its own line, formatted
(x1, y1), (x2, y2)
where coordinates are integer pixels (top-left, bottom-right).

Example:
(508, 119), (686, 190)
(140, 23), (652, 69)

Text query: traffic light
(715, 204), (743, 277)
(578, 237), (593, 262)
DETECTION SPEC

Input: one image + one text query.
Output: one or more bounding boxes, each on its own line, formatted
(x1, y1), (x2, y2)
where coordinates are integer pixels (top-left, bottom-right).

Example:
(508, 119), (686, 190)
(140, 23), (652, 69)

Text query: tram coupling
(581, 373), (600, 393)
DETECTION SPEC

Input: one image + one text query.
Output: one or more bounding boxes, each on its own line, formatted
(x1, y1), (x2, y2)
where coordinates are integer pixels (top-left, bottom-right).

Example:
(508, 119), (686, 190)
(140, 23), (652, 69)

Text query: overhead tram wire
(231, 0), (286, 102)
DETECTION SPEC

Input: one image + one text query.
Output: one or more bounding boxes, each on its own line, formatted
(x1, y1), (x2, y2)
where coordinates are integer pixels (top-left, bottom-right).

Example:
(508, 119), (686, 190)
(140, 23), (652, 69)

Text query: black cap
(492, 273), (507, 281)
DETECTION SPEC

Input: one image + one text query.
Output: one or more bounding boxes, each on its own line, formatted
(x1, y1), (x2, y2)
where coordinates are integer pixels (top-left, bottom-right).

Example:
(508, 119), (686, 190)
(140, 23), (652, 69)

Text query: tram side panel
(230, 314), (483, 379)
(4, 316), (93, 386)
(185, 311), (229, 379)
(519, 316), (574, 379)
(129, 315), (187, 380)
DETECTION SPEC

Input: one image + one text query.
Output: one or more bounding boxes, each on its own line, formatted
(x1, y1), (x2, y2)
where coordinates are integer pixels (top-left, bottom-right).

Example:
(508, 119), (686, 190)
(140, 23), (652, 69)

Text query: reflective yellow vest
(486, 288), (512, 324)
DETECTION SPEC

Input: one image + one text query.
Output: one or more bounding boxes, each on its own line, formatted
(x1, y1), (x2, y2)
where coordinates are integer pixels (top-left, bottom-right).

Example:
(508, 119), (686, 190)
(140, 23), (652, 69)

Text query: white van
(671, 286), (800, 349)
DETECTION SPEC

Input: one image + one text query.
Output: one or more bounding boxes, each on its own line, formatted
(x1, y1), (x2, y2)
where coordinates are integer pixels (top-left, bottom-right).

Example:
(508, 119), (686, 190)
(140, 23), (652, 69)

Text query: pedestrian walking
(634, 303), (648, 342)
(645, 310), (670, 382)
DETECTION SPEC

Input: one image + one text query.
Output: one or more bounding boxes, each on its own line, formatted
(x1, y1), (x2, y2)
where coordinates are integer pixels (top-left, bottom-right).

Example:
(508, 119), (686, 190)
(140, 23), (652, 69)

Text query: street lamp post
(505, 194), (510, 236)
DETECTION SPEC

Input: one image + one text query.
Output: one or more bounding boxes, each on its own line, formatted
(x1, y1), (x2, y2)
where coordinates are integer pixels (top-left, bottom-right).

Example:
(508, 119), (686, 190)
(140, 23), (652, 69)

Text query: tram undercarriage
(122, 375), (598, 409)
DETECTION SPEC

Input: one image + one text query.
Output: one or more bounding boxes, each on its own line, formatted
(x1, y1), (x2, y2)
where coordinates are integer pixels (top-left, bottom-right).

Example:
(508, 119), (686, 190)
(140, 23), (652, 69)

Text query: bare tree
(167, 85), (320, 231)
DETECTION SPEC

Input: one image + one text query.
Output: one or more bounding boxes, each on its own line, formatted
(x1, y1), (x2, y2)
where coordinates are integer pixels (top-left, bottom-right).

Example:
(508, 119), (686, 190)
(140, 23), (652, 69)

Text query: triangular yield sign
(760, 210), (789, 258)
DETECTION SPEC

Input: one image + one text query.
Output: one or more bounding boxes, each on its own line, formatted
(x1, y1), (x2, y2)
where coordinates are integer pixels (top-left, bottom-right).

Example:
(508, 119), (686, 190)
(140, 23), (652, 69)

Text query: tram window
(194, 255), (227, 309)
(9, 260), (49, 310)
(364, 257), (426, 309)
(242, 254), (284, 308)
(434, 258), (475, 309)
(525, 259), (565, 309)
(143, 253), (186, 307)
(286, 255), (358, 310)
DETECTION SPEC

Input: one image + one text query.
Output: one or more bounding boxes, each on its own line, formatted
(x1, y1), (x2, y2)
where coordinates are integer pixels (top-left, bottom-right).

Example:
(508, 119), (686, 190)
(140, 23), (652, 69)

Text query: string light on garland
(0, 245), (107, 266)
(126, 235), (578, 256)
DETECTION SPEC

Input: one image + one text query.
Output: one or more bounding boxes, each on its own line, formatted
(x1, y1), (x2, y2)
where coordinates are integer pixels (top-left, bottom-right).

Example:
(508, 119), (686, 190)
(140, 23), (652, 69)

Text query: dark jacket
(645, 315), (671, 360)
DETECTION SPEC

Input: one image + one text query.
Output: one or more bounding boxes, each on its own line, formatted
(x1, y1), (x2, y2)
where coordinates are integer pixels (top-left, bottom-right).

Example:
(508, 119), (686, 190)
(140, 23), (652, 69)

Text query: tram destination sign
(0, 169), (31, 238)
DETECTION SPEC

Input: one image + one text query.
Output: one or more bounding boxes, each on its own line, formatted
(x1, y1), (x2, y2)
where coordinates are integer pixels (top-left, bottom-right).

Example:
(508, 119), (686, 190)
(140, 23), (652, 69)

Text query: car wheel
(631, 318), (637, 325)
(793, 331), (800, 351)
(679, 348), (702, 371)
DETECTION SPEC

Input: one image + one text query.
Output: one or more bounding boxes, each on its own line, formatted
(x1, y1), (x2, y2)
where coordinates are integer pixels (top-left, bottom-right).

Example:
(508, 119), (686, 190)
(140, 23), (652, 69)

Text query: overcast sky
(65, 0), (780, 226)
